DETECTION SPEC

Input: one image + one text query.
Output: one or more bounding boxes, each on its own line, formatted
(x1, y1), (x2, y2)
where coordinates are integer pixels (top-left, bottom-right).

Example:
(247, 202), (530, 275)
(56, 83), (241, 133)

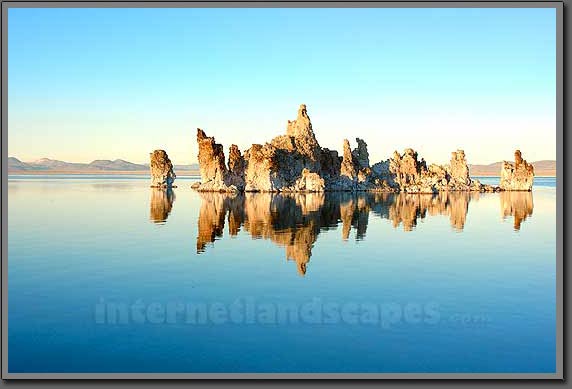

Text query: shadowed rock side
(150, 150), (176, 188)
(149, 188), (175, 223)
(500, 191), (534, 230)
(193, 104), (531, 193)
(499, 150), (535, 191)
(193, 190), (533, 275)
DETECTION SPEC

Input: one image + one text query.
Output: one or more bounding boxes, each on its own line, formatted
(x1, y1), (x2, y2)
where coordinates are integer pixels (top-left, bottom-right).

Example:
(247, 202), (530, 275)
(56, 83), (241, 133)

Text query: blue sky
(8, 7), (556, 165)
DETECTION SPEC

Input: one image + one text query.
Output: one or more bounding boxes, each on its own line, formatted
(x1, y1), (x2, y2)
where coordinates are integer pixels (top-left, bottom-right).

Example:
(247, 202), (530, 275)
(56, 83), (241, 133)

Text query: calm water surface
(8, 175), (556, 373)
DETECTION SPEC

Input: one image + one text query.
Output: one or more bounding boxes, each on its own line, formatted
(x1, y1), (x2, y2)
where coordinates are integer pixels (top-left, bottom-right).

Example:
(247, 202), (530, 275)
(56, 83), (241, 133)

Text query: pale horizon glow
(8, 8), (556, 166)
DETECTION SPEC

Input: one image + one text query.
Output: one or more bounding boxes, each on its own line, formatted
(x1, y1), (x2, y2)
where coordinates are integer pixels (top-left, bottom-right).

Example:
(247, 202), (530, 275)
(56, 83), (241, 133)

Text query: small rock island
(499, 150), (535, 191)
(150, 150), (176, 188)
(187, 104), (534, 193)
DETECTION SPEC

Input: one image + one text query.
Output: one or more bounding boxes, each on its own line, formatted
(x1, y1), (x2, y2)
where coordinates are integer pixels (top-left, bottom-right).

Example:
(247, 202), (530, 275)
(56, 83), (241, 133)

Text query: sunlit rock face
(329, 138), (391, 192)
(391, 149), (426, 191)
(448, 150), (470, 187)
(193, 104), (528, 193)
(500, 191), (534, 230)
(499, 150), (535, 191)
(149, 188), (175, 223)
(374, 149), (437, 193)
(242, 143), (282, 191)
(196, 104), (327, 193)
(285, 104), (322, 172)
(194, 130), (244, 192)
(247, 104), (323, 192)
(197, 129), (226, 183)
(371, 148), (490, 194)
(338, 139), (358, 189)
(150, 150), (176, 188)
(291, 169), (326, 192)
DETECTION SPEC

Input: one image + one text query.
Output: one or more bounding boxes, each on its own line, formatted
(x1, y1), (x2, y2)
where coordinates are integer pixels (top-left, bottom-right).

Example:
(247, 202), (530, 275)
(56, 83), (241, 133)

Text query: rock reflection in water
(384, 192), (479, 232)
(500, 191), (534, 231)
(194, 191), (535, 275)
(196, 192), (331, 276)
(149, 189), (175, 223)
(194, 191), (534, 274)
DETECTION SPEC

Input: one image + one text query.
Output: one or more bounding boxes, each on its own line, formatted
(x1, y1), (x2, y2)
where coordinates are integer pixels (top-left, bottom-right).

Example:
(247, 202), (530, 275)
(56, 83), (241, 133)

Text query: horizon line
(7, 154), (558, 167)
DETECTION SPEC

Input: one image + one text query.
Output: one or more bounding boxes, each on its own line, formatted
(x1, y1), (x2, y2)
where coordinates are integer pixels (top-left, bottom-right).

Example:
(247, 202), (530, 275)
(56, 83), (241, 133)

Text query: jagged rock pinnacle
(499, 149), (534, 191)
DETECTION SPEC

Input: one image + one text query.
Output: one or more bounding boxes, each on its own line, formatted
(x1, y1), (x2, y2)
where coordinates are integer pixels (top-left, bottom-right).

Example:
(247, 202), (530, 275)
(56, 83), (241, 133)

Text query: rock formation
(285, 104), (322, 171)
(192, 104), (532, 193)
(195, 129), (244, 192)
(352, 138), (370, 169)
(390, 148), (423, 189)
(293, 168), (326, 192)
(371, 148), (504, 193)
(197, 129), (226, 181)
(448, 150), (470, 186)
(339, 139), (357, 185)
(195, 104), (325, 193)
(372, 149), (468, 193)
(150, 150), (176, 188)
(242, 143), (275, 191)
(499, 150), (535, 191)
(327, 138), (388, 191)
(228, 144), (245, 178)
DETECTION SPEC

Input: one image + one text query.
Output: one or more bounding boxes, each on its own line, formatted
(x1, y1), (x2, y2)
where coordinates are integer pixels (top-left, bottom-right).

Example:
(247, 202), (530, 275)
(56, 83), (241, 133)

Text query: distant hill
(174, 164), (199, 171)
(470, 160), (556, 176)
(28, 158), (86, 170)
(8, 157), (199, 174)
(9, 156), (553, 176)
(529, 160), (557, 171)
(87, 159), (147, 171)
(8, 157), (36, 170)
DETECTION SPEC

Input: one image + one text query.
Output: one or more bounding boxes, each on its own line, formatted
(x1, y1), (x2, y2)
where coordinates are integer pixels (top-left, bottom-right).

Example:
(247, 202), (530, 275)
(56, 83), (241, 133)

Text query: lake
(7, 175), (557, 373)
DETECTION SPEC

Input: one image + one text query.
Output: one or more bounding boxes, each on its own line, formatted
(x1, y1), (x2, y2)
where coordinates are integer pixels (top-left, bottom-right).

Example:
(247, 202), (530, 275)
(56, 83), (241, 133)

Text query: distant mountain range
(8, 157), (199, 173)
(8, 156), (555, 176)
(469, 160), (556, 176)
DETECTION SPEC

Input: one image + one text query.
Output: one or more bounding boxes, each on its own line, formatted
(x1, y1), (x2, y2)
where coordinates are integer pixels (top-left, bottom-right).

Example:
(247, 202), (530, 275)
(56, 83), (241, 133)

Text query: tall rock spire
(340, 139), (357, 180)
(286, 104), (315, 141)
(499, 149), (535, 191)
(196, 128), (228, 184)
(285, 104), (321, 172)
(149, 150), (176, 188)
(449, 150), (470, 186)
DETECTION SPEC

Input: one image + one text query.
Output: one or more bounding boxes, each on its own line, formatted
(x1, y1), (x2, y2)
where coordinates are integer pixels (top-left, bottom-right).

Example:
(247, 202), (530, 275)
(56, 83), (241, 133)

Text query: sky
(8, 7), (556, 165)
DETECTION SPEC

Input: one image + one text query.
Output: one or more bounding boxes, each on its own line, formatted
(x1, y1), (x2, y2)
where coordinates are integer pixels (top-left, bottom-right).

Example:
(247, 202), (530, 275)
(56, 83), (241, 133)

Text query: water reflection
(192, 191), (534, 276)
(500, 191), (534, 231)
(149, 189), (175, 223)
(382, 192), (478, 232)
